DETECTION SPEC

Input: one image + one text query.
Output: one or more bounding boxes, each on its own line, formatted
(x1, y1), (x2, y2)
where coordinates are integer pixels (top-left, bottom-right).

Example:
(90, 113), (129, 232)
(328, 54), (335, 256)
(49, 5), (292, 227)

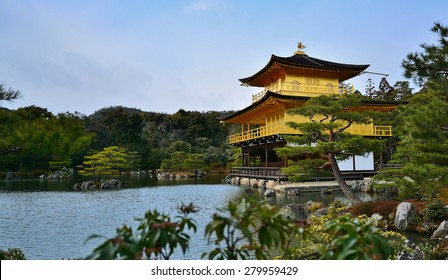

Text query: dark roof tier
(239, 54), (370, 86)
(219, 91), (402, 123)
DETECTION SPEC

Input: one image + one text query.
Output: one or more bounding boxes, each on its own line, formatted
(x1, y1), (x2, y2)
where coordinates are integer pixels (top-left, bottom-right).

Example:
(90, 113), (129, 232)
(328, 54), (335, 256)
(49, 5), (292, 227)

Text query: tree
(8, 110), (94, 170)
(183, 153), (206, 175)
(376, 77), (395, 101)
(0, 83), (22, 103)
(0, 83), (22, 155)
(276, 94), (384, 205)
(402, 22), (448, 93)
(391, 81), (414, 101)
(386, 22), (448, 199)
(78, 146), (138, 179)
(365, 78), (377, 99)
(385, 91), (448, 199)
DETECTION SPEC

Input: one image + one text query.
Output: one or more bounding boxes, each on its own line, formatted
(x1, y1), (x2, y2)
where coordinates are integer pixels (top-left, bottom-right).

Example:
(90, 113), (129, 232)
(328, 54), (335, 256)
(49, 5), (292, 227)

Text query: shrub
(203, 198), (300, 260)
(423, 200), (448, 222)
(85, 203), (197, 260)
(0, 248), (26, 260)
(351, 201), (399, 219)
(316, 216), (393, 260)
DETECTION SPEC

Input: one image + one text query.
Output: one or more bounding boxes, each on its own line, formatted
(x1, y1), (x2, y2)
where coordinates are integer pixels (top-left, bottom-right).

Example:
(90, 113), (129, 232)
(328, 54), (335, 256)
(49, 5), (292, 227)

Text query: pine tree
(276, 94), (384, 205)
(402, 22), (448, 93)
(386, 22), (448, 199)
(365, 78), (377, 99)
(0, 83), (22, 103)
(78, 146), (137, 179)
(377, 77), (395, 101)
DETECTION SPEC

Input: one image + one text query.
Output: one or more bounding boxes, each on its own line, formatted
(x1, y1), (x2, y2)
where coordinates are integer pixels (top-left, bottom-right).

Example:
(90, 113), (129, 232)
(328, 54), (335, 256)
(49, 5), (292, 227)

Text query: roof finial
(294, 42), (306, 55)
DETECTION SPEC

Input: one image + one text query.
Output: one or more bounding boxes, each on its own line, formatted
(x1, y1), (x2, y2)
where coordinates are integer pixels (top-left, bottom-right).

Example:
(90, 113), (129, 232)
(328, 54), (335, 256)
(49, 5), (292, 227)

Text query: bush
(351, 201), (399, 219)
(0, 248), (26, 260)
(203, 198), (300, 260)
(423, 240), (448, 260)
(85, 203), (198, 260)
(316, 216), (393, 260)
(423, 200), (448, 222)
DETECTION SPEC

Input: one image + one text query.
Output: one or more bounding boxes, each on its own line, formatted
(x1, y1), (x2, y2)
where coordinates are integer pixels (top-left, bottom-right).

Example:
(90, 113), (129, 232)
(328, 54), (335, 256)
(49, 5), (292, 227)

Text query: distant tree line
(0, 100), (237, 174)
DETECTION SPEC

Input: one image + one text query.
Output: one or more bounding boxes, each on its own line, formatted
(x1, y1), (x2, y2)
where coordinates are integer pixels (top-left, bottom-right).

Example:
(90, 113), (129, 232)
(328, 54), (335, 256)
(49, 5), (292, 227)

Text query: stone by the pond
(264, 189), (276, 197)
(321, 188), (333, 194)
(431, 220), (448, 239)
(394, 202), (416, 230)
(280, 203), (310, 222)
(307, 207), (329, 222)
(286, 189), (299, 196)
(80, 180), (97, 190)
(100, 179), (122, 189)
(396, 240), (424, 260)
(5, 171), (14, 180)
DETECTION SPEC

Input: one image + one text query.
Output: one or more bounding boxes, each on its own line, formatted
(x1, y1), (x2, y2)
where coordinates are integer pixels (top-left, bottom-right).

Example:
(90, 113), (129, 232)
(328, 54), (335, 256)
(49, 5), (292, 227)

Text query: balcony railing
(227, 122), (392, 144)
(252, 81), (354, 103)
(230, 167), (286, 180)
(227, 122), (290, 144)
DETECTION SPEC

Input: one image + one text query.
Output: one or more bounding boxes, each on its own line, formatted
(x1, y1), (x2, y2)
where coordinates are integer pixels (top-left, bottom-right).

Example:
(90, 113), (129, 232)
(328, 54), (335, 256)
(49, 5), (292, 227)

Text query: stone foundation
(230, 176), (281, 190)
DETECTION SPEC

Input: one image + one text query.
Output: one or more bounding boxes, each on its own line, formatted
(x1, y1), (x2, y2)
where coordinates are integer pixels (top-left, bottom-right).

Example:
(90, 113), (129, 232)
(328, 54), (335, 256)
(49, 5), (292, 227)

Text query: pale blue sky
(1, 0), (447, 114)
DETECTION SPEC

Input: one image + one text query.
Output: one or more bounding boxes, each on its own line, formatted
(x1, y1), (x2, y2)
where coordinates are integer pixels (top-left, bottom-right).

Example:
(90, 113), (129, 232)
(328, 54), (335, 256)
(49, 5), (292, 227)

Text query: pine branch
(0, 146), (21, 155)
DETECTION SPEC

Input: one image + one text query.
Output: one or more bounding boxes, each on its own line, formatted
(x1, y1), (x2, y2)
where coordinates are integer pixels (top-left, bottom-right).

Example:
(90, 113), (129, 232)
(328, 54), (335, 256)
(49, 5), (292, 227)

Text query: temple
(221, 43), (398, 181)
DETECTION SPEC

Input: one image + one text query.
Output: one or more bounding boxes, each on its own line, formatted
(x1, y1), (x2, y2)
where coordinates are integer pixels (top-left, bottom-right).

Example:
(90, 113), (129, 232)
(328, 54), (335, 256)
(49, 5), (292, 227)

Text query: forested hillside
(0, 105), (237, 174)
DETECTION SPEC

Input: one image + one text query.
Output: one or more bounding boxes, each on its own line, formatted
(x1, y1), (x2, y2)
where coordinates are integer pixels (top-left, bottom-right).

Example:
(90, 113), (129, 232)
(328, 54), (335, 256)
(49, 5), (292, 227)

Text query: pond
(0, 175), (369, 260)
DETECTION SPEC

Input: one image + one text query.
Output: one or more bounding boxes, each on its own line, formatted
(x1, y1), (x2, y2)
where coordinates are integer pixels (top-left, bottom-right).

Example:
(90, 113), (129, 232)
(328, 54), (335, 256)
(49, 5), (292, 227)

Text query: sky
(1, 0), (447, 115)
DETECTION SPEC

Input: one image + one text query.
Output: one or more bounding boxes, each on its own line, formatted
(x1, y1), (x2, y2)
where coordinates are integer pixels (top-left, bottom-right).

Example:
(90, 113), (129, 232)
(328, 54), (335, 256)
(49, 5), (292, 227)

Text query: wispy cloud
(182, 0), (222, 14)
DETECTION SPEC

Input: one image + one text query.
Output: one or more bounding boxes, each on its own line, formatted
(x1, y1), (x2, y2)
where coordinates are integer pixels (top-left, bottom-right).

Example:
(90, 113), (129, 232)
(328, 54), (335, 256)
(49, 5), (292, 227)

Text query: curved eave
(219, 92), (404, 123)
(219, 91), (308, 123)
(239, 54), (369, 86)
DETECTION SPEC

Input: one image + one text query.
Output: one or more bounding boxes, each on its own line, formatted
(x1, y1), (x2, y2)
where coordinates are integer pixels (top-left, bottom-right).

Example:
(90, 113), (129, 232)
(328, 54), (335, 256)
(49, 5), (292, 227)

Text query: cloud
(182, 0), (222, 14)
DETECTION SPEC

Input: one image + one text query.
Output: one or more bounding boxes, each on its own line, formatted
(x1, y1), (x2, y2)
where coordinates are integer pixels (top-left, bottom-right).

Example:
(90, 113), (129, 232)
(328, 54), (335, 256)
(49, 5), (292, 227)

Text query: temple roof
(239, 53), (370, 86)
(219, 91), (402, 124)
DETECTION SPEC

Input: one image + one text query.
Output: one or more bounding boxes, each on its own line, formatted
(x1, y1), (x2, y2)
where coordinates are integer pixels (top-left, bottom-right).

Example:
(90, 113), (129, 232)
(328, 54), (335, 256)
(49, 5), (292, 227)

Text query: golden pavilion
(221, 43), (397, 180)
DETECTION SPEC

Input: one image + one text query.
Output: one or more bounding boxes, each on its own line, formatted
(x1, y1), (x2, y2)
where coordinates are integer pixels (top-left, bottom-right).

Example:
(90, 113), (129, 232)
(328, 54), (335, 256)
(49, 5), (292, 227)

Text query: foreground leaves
(85, 203), (197, 260)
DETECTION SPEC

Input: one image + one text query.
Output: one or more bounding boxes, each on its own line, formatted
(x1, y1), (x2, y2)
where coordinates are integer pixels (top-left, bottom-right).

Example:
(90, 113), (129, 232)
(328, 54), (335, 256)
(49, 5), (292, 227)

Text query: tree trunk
(327, 153), (363, 206)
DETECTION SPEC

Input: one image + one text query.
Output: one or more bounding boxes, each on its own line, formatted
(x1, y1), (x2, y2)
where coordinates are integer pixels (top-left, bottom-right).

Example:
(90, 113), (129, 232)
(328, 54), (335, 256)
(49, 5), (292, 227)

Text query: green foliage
(78, 146), (140, 178)
(421, 240), (448, 260)
(402, 22), (448, 91)
(316, 216), (392, 260)
(0, 82), (22, 103)
(377, 23), (448, 200)
(85, 203), (197, 260)
(203, 198), (300, 260)
(83, 200), (419, 260)
(86, 107), (232, 170)
(183, 153), (206, 173)
(0, 248), (26, 260)
(291, 201), (407, 260)
(276, 95), (384, 160)
(388, 92), (448, 200)
(0, 108), (94, 170)
(366, 78), (414, 101)
(276, 94), (385, 205)
(423, 200), (448, 222)
(1, 105), (232, 172)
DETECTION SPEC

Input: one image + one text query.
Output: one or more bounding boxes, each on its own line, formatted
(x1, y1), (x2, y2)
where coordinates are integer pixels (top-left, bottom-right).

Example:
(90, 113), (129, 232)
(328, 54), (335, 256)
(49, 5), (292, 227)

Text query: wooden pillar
(265, 144), (268, 168)
(352, 155), (356, 171)
(379, 151), (383, 169)
(247, 147), (250, 167)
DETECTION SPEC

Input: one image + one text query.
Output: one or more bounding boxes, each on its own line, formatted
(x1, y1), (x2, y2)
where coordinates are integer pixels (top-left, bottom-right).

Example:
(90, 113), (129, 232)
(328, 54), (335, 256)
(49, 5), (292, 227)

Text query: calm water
(0, 175), (353, 260)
